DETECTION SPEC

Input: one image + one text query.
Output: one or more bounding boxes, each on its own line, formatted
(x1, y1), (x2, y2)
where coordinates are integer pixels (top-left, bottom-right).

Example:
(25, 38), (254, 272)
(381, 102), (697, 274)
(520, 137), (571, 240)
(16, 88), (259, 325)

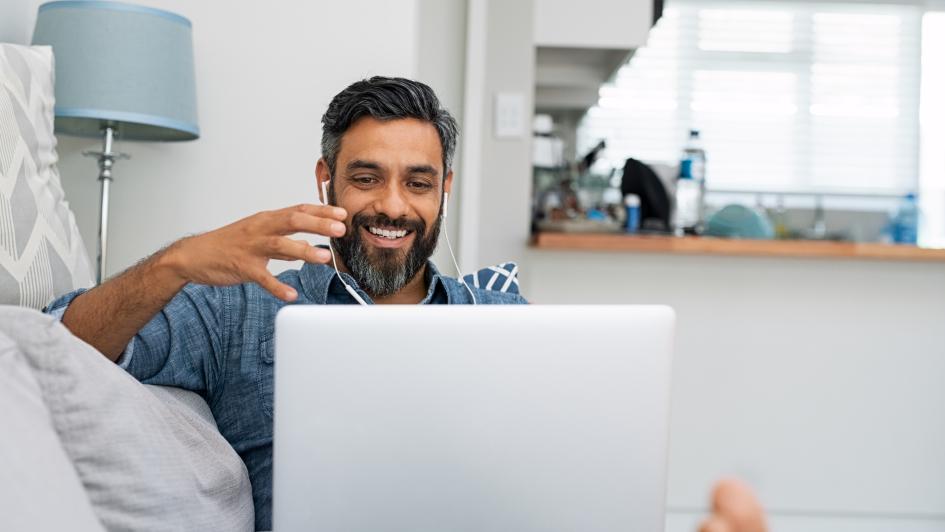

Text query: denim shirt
(45, 261), (528, 531)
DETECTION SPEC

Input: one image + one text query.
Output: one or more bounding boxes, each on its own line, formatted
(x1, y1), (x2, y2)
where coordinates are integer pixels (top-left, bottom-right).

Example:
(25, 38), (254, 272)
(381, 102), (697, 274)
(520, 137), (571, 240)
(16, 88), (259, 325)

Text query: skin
(61, 116), (451, 361)
(698, 479), (769, 532)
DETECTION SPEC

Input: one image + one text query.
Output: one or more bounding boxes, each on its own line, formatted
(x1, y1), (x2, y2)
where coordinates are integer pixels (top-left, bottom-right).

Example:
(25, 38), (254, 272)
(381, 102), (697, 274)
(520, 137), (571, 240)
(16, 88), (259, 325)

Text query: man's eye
(353, 176), (377, 185)
(408, 181), (433, 190)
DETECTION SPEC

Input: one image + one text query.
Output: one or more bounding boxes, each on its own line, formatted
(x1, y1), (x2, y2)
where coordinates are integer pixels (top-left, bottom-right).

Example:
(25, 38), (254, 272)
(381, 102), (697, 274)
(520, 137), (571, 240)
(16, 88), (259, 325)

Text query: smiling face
(316, 116), (453, 297)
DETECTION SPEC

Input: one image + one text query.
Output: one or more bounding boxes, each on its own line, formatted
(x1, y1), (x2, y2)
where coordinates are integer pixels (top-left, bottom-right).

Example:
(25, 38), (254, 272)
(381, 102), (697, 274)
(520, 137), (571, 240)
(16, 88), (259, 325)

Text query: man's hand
(167, 204), (347, 302)
(59, 203), (348, 360)
(698, 478), (768, 532)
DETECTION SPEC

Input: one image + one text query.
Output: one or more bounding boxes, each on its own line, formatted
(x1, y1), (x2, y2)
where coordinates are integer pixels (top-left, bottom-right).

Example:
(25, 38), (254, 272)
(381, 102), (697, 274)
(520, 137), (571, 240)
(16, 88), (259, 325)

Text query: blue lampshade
(31, 1), (199, 141)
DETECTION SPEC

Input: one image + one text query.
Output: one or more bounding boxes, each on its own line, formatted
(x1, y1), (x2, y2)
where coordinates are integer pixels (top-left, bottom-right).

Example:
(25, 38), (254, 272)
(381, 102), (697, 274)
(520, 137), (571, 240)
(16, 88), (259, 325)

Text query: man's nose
(374, 181), (410, 220)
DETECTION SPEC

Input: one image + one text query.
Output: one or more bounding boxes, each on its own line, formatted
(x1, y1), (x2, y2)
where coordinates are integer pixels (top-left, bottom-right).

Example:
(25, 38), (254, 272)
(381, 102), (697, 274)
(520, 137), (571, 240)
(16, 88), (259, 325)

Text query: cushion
(0, 327), (105, 532)
(0, 44), (93, 310)
(463, 261), (520, 294)
(0, 305), (254, 532)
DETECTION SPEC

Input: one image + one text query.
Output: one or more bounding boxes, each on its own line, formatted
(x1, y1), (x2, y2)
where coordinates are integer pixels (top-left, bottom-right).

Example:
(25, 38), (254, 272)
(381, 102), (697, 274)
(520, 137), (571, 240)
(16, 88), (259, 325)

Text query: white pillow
(0, 44), (94, 309)
(0, 306), (255, 532)
(0, 325), (105, 532)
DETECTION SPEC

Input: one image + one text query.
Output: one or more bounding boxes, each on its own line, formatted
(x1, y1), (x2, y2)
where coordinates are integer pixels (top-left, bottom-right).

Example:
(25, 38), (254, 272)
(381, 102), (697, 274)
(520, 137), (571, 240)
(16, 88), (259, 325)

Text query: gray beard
(334, 214), (442, 298)
(345, 245), (412, 297)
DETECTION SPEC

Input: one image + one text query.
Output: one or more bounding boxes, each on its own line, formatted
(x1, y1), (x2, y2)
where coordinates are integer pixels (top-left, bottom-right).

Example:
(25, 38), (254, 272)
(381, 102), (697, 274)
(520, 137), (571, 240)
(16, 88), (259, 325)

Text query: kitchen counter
(531, 232), (945, 263)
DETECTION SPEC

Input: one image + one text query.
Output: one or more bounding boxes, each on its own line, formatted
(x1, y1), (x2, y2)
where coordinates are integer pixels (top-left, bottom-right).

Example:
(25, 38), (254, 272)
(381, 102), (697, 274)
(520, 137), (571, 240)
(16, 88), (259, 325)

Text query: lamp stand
(83, 125), (129, 284)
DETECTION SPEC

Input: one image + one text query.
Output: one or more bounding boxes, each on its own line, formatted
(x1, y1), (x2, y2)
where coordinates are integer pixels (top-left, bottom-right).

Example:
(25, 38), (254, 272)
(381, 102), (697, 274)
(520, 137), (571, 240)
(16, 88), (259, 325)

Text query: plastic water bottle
(680, 129), (706, 183)
(892, 193), (919, 245)
(673, 130), (706, 235)
(673, 177), (701, 235)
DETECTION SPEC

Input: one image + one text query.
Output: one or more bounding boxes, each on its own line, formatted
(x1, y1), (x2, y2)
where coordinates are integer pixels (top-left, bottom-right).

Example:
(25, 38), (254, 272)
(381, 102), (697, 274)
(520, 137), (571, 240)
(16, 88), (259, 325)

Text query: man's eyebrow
(406, 164), (438, 177)
(345, 159), (385, 172)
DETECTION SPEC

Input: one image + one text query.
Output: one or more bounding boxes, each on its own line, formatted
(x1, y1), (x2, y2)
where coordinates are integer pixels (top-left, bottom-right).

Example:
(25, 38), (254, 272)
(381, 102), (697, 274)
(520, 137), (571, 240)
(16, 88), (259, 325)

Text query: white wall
(22, 0), (441, 277)
(416, 0), (468, 272)
(13, 0), (472, 276)
(0, 0), (30, 44)
(460, 0), (535, 270)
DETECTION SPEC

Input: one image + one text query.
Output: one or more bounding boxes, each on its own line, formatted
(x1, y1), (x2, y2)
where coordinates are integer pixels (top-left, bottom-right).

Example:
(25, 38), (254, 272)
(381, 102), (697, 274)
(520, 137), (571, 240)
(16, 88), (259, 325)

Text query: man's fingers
(265, 238), (332, 264)
(272, 209), (347, 238)
(283, 203), (347, 221)
(252, 271), (298, 302)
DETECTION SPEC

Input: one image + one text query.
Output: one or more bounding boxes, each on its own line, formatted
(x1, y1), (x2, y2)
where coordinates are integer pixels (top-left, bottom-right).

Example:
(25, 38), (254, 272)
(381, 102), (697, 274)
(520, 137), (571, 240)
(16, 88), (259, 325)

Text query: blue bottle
(892, 193), (919, 245)
(624, 194), (641, 233)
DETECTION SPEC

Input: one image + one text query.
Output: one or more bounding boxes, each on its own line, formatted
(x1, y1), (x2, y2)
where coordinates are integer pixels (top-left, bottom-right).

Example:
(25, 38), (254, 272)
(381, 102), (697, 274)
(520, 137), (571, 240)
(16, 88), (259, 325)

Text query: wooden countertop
(531, 232), (945, 263)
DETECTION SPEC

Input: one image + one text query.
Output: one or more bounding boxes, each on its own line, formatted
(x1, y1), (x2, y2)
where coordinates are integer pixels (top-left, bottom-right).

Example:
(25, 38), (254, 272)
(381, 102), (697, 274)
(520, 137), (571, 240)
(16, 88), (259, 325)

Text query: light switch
(494, 92), (526, 139)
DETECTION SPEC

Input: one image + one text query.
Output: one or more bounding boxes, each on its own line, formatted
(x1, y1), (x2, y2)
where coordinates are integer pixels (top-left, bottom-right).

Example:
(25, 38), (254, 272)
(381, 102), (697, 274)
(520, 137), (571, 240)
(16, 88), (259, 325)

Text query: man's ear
(443, 169), (454, 196)
(315, 158), (331, 203)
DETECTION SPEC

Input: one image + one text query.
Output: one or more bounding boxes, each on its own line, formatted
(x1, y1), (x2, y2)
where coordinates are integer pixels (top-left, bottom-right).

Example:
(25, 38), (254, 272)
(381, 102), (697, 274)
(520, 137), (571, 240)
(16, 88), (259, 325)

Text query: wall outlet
(494, 92), (526, 139)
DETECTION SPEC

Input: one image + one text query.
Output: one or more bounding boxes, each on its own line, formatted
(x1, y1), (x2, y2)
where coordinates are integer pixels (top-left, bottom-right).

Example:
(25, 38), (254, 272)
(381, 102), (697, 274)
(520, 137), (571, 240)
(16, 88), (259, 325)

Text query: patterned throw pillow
(463, 261), (520, 294)
(0, 44), (93, 310)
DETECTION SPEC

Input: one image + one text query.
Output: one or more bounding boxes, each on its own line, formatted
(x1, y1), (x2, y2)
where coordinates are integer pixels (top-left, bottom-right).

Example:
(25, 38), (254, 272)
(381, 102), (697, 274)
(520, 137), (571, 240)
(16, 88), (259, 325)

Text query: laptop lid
(273, 305), (674, 532)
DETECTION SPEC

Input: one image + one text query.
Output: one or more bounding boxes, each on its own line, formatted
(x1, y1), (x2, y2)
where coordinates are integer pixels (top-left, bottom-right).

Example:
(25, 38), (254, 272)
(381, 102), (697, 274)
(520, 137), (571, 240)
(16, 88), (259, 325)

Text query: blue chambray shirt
(45, 260), (528, 531)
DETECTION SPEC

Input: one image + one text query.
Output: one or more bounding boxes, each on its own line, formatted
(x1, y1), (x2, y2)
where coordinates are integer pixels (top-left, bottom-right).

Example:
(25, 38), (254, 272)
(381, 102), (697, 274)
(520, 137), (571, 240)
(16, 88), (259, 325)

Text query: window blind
(577, 0), (923, 195)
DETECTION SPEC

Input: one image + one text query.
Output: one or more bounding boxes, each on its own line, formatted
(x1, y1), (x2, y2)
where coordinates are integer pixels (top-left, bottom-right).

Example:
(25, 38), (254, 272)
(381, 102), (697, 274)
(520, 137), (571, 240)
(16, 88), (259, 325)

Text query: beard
(332, 209), (442, 298)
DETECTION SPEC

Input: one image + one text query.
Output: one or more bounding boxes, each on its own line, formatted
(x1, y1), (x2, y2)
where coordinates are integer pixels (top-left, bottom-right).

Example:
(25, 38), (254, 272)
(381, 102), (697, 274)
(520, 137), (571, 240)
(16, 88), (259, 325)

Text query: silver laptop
(273, 305), (674, 532)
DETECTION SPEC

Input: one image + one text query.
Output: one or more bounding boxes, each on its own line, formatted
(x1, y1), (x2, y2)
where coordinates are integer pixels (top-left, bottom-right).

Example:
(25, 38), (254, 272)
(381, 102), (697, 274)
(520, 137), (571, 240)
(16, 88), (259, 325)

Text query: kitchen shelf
(531, 232), (945, 263)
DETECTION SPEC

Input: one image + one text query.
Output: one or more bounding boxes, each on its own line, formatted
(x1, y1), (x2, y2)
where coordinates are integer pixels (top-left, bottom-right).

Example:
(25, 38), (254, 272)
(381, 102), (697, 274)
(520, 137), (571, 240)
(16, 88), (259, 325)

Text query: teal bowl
(704, 204), (775, 239)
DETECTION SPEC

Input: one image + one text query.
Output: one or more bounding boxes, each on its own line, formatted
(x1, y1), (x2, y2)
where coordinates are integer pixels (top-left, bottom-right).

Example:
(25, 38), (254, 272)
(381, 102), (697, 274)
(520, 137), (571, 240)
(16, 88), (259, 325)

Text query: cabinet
(534, 0), (653, 49)
(533, 0), (658, 111)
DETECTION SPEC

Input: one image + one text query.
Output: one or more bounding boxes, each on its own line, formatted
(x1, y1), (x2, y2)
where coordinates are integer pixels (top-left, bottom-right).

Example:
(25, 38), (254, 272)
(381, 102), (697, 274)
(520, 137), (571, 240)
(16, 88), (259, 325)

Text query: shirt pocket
(257, 336), (275, 420)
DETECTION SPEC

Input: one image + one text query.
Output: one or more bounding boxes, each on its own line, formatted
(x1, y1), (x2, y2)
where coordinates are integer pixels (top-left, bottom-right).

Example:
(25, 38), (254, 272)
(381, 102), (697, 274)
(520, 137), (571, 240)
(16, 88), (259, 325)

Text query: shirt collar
(298, 253), (451, 305)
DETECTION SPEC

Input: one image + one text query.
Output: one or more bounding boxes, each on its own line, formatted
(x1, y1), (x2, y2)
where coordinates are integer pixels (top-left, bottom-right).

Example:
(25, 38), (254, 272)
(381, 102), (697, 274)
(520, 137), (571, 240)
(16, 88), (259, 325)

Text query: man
(45, 77), (526, 530)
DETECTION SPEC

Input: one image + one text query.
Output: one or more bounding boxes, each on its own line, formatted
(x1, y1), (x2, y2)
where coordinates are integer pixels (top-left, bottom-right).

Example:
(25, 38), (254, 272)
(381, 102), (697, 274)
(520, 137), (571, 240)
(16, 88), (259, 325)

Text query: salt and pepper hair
(321, 76), (459, 176)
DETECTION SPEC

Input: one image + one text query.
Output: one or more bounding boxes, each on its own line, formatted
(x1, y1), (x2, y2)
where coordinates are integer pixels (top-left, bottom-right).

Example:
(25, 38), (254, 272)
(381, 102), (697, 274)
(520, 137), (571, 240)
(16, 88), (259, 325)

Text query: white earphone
(319, 180), (476, 305)
(442, 191), (477, 305)
(321, 179), (368, 305)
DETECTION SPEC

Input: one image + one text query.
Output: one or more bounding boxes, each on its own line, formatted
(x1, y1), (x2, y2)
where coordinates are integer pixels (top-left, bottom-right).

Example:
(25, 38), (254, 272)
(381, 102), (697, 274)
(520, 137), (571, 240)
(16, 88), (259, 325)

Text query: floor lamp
(32, 0), (199, 284)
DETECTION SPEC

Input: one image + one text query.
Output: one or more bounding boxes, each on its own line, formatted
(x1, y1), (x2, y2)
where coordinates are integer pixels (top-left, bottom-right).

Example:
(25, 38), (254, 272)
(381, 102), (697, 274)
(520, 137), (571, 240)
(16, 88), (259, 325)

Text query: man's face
(315, 117), (453, 297)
